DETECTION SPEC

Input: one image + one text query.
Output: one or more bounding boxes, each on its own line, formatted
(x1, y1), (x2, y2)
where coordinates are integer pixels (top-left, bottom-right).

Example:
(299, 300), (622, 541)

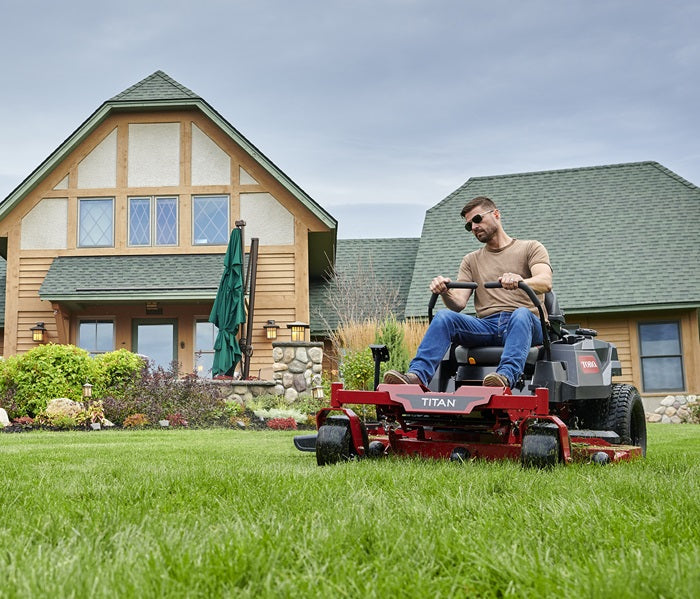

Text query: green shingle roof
(309, 238), (420, 334)
(405, 161), (700, 317)
(39, 254), (227, 302)
(110, 70), (200, 102)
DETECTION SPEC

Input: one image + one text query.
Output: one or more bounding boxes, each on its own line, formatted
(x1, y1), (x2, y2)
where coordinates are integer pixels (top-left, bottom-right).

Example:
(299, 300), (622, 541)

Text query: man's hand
(430, 275), (451, 294)
(498, 272), (523, 290)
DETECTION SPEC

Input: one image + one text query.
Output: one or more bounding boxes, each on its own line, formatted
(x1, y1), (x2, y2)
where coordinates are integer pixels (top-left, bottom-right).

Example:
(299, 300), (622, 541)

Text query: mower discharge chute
(295, 282), (647, 467)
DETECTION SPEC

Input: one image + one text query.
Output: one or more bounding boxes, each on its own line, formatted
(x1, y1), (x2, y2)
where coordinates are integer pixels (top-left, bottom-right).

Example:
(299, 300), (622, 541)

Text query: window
(128, 196), (178, 246)
(194, 320), (218, 378)
(78, 320), (114, 356)
(133, 320), (177, 371)
(78, 198), (114, 247)
(639, 321), (685, 392)
(193, 195), (229, 245)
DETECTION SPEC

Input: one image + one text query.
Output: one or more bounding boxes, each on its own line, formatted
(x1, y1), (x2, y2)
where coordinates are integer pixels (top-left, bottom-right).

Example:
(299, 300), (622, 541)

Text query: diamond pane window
(129, 198), (151, 245)
(156, 197), (178, 245)
(79, 198), (114, 247)
(193, 195), (229, 245)
(128, 196), (178, 246)
(639, 322), (685, 392)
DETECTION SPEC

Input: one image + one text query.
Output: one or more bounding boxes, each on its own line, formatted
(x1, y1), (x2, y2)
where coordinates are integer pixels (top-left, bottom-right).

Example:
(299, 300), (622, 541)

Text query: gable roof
(309, 237), (420, 334)
(39, 254), (225, 306)
(0, 71), (337, 273)
(405, 161), (700, 317)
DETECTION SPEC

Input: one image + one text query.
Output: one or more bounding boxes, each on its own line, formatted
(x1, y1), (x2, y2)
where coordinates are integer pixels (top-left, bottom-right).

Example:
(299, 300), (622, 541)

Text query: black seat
(450, 291), (565, 384)
(454, 345), (543, 376)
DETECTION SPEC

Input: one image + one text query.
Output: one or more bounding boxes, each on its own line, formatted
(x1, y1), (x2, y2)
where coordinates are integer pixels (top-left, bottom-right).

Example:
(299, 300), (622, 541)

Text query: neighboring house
(398, 162), (698, 397)
(0, 71), (336, 378)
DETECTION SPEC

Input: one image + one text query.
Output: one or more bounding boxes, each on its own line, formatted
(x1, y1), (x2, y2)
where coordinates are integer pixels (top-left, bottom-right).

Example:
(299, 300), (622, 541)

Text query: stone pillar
(272, 341), (324, 403)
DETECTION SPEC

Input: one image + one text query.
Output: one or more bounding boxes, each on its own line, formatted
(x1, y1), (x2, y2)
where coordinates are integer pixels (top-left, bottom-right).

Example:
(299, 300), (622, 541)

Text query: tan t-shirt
(457, 239), (551, 318)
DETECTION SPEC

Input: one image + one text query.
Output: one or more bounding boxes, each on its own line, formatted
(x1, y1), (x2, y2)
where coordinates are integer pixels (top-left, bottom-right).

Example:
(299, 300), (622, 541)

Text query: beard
(474, 226), (496, 243)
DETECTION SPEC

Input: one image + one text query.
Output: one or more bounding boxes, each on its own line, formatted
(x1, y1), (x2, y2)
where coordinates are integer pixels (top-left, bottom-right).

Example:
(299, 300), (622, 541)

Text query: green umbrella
(209, 228), (246, 377)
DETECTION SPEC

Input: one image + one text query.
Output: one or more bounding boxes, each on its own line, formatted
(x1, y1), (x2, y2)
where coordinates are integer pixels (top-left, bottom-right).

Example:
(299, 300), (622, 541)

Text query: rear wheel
(604, 384), (647, 455)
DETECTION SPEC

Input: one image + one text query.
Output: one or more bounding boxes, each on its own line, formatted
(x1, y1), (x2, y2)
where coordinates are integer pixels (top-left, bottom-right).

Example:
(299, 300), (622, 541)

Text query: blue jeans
(409, 307), (543, 387)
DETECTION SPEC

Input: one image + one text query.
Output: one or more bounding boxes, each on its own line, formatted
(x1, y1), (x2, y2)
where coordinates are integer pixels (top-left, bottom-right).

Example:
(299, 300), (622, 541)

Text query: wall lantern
(31, 322), (47, 343)
(312, 384), (325, 400)
(263, 319), (279, 340)
(287, 321), (309, 342)
(82, 382), (93, 399)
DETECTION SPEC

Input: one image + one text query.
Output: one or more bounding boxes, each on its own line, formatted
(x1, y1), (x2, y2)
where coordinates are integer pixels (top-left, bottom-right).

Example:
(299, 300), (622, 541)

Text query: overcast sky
(1, 0), (698, 238)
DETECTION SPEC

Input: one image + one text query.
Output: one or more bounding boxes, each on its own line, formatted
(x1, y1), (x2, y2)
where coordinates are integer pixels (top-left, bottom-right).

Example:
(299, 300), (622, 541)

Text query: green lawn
(0, 425), (698, 598)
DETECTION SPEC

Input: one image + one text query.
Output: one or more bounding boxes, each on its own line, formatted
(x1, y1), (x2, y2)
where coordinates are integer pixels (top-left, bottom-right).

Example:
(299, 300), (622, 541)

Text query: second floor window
(193, 195), (229, 245)
(78, 198), (114, 247)
(129, 196), (178, 246)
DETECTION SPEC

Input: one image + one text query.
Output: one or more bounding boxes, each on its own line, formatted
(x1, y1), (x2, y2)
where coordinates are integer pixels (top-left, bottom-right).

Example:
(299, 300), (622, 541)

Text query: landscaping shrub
(122, 413), (149, 428)
(92, 350), (145, 398)
(0, 344), (97, 417)
(101, 363), (228, 426)
(340, 347), (374, 390)
(376, 315), (410, 377)
(266, 417), (297, 430)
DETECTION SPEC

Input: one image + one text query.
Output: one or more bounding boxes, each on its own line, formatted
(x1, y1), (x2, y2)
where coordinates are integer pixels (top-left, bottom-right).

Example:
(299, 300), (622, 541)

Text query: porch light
(312, 384), (325, 400)
(82, 382), (93, 399)
(263, 319), (279, 340)
(287, 321), (309, 342)
(31, 322), (47, 343)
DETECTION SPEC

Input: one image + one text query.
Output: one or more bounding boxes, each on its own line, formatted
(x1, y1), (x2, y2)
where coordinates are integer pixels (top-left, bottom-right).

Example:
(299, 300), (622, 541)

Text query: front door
(133, 319), (177, 371)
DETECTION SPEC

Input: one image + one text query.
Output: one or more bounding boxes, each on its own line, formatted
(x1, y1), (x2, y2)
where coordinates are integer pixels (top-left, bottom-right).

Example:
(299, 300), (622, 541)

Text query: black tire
(316, 416), (368, 466)
(316, 422), (351, 466)
(604, 384), (647, 456)
(521, 422), (561, 468)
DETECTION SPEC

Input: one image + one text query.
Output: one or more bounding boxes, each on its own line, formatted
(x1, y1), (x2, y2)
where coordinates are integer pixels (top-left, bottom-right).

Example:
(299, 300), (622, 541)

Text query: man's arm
(430, 275), (473, 312)
(499, 262), (552, 293)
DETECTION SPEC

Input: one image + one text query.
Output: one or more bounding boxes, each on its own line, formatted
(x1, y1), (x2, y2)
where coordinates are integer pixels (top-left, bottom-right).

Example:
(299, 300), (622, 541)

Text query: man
(384, 196), (552, 388)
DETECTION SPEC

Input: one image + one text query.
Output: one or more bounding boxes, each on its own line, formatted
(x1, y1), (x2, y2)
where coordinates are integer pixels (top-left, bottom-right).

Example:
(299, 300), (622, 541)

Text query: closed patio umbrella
(209, 228), (246, 377)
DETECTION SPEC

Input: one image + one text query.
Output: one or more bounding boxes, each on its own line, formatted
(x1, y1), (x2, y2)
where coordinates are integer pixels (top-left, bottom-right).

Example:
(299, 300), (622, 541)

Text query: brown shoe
(483, 372), (509, 387)
(383, 370), (423, 385)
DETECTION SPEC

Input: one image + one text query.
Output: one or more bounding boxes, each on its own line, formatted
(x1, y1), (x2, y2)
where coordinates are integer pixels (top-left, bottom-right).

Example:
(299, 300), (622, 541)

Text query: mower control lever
(428, 281), (478, 318)
(484, 281), (551, 360)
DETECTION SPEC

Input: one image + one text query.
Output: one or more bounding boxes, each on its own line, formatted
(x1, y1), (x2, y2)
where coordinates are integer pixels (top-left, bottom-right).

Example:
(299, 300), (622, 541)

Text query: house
(314, 162), (699, 398)
(0, 71), (336, 378)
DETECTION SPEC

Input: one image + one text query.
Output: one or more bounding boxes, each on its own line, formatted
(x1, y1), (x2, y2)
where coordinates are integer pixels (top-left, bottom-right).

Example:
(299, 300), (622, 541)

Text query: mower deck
(303, 382), (643, 467)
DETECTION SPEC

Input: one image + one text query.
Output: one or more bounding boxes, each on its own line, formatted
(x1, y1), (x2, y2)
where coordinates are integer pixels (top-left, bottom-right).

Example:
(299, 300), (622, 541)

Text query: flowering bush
(266, 417), (297, 430)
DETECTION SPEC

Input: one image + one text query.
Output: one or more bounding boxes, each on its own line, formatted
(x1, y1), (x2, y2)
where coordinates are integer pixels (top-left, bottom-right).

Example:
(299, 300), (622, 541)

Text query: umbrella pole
(242, 238), (259, 379)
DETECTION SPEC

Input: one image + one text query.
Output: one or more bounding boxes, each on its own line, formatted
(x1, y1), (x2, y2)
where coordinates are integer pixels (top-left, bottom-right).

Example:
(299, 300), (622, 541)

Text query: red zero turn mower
(295, 282), (647, 467)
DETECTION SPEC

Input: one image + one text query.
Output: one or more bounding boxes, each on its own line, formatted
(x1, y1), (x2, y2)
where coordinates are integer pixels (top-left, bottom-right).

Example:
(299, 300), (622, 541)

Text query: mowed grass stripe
(0, 426), (697, 598)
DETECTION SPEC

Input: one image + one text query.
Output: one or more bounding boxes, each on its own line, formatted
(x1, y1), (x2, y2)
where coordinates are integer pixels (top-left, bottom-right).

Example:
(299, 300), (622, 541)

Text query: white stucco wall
(191, 123), (230, 186)
(128, 123), (180, 187)
(21, 198), (68, 249)
(54, 175), (69, 190)
(77, 129), (117, 189)
(240, 166), (258, 185)
(240, 193), (294, 246)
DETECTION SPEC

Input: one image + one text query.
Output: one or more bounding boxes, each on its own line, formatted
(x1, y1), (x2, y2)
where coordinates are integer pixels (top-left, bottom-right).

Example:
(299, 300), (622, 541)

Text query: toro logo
(578, 354), (600, 374)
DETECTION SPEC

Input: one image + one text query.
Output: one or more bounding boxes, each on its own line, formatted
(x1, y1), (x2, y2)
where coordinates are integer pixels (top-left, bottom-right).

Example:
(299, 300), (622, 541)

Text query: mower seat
(451, 292), (563, 385)
(454, 345), (543, 376)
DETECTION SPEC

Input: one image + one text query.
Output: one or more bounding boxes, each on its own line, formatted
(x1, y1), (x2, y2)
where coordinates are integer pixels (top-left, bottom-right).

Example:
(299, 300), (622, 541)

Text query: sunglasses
(464, 209), (495, 231)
